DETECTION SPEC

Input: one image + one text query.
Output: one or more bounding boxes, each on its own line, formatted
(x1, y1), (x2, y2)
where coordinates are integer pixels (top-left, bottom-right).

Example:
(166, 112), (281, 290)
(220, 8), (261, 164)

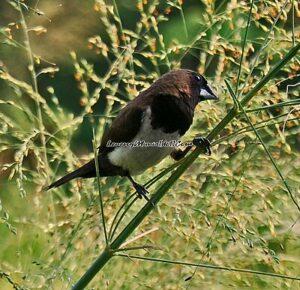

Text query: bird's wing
(150, 93), (193, 135)
(99, 102), (145, 154)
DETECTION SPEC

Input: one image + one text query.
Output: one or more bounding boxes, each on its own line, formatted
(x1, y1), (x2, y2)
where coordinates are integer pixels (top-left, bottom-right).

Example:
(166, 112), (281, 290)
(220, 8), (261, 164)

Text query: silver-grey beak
(199, 84), (218, 101)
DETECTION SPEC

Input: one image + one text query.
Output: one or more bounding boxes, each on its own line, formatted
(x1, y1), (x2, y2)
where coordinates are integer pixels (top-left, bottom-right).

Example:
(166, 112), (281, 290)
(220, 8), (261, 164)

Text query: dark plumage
(47, 69), (218, 201)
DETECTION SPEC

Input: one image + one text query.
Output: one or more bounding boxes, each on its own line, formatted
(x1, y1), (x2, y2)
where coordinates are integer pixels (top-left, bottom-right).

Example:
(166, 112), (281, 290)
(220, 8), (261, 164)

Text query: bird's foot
(193, 136), (211, 156)
(133, 182), (148, 199)
(132, 182), (155, 207)
(127, 175), (155, 207)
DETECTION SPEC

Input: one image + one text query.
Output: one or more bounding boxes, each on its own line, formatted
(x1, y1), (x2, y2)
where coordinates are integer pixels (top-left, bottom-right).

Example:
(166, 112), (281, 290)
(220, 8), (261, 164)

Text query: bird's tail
(46, 160), (96, 190)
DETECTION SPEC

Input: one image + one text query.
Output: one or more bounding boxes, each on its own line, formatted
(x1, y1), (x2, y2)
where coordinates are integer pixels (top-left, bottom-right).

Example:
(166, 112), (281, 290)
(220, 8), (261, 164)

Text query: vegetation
(0, 0), (299, 289)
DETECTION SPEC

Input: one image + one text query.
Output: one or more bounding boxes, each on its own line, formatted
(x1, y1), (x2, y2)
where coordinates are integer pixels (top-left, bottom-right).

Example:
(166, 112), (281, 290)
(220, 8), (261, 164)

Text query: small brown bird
(47, 69), (218, 202)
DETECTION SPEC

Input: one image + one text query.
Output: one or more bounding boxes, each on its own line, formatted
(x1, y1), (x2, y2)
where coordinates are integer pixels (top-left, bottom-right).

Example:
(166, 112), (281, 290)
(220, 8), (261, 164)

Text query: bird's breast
(107, 107), (180, 175)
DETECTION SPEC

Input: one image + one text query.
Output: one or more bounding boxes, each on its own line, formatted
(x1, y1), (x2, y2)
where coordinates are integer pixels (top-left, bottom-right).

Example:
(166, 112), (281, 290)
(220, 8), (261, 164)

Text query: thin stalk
(113, 245), (158, 252)
(235, 0), (254, 95)
(144, 160), (183, 188)
(238, 0), (289, 98)
(240, 43), (299, 108)
(92, 127), (108, 245)
(178, 1), (188, 40)
(175, 9), (230, 66)
(119, 227), (159, 248)
(109, 196), (138, 241)
(291, 0), (295, 46)
(17, 1), (59, 254)
(108, 192), (137, 240)
(116, 254), (300, 281)
(0, 30), (55, 65)
(225, 79), (300, 212)
(18, 1), (49, 177)
(245, 99), (300, 113)
(223, 106), (298, 139)
(214, 115), (299, 145)
(49, 195), (97, 284)
(72, 43), (300, 290)
(60, 196), (96, 262)
(112, 0), (136, 92)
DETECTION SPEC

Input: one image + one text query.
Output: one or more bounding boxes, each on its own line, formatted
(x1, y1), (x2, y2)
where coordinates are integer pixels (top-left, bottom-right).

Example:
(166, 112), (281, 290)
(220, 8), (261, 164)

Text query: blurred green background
(0, 0), (299, 289)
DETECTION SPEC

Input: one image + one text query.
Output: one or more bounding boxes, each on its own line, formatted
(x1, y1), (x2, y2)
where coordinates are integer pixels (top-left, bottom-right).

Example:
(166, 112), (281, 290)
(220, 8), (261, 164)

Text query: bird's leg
(192, 136), (211, 155)
(170, 145), (193, 161)
(127, 175), (154, 206)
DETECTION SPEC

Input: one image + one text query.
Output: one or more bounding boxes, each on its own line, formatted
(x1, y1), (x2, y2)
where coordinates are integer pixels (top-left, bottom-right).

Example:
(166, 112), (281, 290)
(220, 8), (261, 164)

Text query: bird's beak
(199, 84), (218, 101)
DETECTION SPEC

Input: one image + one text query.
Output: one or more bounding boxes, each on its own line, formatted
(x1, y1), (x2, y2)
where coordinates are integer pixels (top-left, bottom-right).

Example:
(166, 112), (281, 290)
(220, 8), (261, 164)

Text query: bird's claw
(133, 183), (155, 207)
(134, 183), (148, 199)
(192, 136), (211, 155)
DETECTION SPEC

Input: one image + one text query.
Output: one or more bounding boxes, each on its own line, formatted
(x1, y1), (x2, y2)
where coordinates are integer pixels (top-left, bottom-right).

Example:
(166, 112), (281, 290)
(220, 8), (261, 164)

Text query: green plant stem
(116, 254), (300, 281)
(214, 115), (299, 145)
(18, 1), (59, 253)
(108, 192), (136, 240)
(60, 196), (96, 262)
(238, 0), (289, 98)
(109, 195), (138, 240)
(18, 1), (49, 177)
(72, 247), (113, 289)
(92, 127), (108, 245)
(113, 245), (158, 252)
(178, 1), (188, 40)
(144, 159), (184, 188)
(112, 0), (136, 92)
(291, 0), (295, 46)
(245, 99), (300, 113)
(235, 0), (254, 95)
(0, 30), (55, 65)
(72, 42), (299, 290)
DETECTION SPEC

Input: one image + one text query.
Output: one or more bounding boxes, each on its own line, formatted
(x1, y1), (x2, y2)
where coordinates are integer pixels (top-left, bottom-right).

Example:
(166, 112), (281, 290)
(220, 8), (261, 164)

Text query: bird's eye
(195, 75), (202, 82)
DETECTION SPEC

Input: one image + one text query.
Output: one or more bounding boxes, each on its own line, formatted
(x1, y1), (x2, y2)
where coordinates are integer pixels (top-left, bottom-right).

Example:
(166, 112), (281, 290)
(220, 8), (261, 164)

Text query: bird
(46, 69), (218, 203)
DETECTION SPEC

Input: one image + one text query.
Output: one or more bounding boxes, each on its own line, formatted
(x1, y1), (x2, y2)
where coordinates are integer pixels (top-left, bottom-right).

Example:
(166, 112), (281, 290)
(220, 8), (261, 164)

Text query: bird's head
(153, 69), (218, 108)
